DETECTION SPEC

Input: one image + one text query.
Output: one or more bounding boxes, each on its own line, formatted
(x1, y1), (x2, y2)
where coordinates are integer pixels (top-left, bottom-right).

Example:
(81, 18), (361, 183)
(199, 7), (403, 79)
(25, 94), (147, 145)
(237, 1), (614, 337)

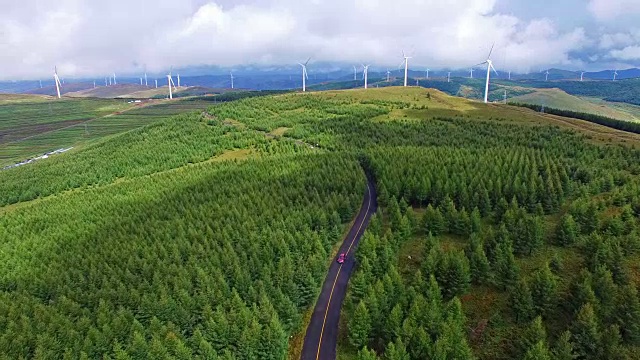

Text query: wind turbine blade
(474, 61), (488, 67)
(487, 43), (495, 59)
(304, 57), (311, 66)
(490, 63), (498, 76)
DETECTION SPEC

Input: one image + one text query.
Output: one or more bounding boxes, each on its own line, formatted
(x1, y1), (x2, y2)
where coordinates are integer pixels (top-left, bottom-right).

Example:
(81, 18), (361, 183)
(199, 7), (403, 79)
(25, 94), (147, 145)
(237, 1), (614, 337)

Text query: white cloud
(0, 0), (612, 79)
(588, 0), (640, 21)
(609, 46), (640, 61)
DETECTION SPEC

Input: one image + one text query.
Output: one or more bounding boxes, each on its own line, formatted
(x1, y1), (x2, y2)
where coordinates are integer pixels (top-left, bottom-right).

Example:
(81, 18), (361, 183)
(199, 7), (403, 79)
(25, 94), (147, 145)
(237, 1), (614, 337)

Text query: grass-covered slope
(510, 88), (640, 122)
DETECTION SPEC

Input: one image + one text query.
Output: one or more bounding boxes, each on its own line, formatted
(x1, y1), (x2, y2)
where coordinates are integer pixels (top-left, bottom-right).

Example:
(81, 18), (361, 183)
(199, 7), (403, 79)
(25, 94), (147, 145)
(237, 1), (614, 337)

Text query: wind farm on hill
(3, 2), (640, 360)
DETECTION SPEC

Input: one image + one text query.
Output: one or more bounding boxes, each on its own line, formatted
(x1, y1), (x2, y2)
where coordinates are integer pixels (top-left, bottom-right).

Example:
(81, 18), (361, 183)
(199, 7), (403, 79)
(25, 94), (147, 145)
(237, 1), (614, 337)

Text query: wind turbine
(474, 44), (499, 104)
(140, 78), (143, 85)
(426, 69), (430, 79)
(230, 72), (234, 89)
(53, 67), (62, 99)
(386, 69), (391, 82)
(105, 77), (108, 86)
(155, 79), (158, 88)
(177, 74), (181, 88)
(108, 76), (112, 86)
(470, 68), (474, 79)
(580, 71), (585, 81)
(508, 71), (511, 80)
(39, 80), (43, 88)
(353, 66), (357, 81)
(362, 64), (369, 89)
(299, 57), (310, 92)
(113, 73), (117, 85)
(167, 69), (177, 99)
(545, 70), (549, 81)
(401, 51), (411, 87)
(145, 72), (148, 86)
(93, 81), (96, 89)
(447, 72), (451, 83)
(613, 70), (618, 81)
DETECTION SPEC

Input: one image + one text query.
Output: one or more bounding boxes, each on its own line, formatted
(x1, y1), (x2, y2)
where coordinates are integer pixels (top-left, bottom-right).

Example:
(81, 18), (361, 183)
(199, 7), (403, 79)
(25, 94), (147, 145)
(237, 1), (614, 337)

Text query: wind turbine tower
(386, 69), (391, 82)
(613, 70), (618, 81)
(230, 72), (234, 89)
(470, 68), (474, 79)
(145, 73), (148, 86)
(105, 77), (108, 86)
(545, 70), (549, 81)
(155, 79), (158, 88)
(39, 80), (43, 88)
(53, 67), (62, 99)
(177, 74), (181, 88)
(299, 58), (310, 92)
(426, 69), (430, 79)
(508, 71), (511, 80)
(474, 44), (499, 104)
(402, 51), (412, 87)
(353, 66), (357, 81)
(167, 71), (176, 99)
(580, 72), (585, 81)
(362, 65), (369, 89)
(113, 73), (117, 85)
(447, 72), (451, 83)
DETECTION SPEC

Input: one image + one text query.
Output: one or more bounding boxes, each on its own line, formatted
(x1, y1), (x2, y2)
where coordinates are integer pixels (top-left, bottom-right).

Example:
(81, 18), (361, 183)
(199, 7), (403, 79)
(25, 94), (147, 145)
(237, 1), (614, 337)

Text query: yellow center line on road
(315, 182), (372, 360)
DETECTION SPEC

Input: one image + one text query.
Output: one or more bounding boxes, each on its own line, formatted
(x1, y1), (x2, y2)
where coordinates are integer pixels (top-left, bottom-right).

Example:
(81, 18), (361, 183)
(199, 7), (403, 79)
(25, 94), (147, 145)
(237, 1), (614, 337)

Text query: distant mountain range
(1, 65), (639, 96)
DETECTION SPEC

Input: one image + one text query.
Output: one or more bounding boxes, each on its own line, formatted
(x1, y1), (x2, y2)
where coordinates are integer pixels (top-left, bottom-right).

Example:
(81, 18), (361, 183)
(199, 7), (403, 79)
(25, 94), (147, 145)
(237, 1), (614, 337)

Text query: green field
(1, 87), (640, 359)
(0, 98), (212, 166)
(511, 88), (640, 122)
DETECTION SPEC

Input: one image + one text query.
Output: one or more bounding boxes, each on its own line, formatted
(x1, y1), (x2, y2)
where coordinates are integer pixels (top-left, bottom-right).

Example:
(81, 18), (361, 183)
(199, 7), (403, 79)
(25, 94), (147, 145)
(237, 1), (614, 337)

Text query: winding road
(301, 172), (378, 360)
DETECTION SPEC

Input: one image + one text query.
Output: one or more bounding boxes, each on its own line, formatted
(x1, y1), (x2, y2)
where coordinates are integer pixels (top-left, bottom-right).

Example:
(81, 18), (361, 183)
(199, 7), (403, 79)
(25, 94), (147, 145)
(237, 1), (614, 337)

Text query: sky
(1, 0), (640, 80)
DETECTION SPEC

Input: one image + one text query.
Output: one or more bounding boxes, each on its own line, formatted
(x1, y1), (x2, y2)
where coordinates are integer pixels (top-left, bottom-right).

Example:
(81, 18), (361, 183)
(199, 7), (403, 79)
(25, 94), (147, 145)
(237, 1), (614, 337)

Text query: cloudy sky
(1, 0), (639, 80)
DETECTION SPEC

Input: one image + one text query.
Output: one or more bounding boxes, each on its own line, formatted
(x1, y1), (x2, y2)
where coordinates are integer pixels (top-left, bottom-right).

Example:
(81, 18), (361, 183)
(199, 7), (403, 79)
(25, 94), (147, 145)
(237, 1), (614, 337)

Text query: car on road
(337, 253), (346, 264)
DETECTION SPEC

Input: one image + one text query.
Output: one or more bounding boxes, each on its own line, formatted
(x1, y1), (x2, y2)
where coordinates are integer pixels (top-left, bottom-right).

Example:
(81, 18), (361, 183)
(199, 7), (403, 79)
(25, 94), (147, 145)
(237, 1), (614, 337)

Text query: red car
(337, 253), (346, 264)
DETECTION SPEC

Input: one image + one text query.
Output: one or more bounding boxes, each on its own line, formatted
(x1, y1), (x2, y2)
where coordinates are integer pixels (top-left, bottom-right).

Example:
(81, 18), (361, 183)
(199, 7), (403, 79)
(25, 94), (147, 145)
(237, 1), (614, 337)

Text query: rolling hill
(0, 87), (639, 360)
(510, 88), (640, 122)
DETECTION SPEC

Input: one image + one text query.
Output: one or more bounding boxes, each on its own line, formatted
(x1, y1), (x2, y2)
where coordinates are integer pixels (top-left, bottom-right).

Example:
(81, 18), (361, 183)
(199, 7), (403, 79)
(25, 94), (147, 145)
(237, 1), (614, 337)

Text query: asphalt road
(301, 173), (378, 360)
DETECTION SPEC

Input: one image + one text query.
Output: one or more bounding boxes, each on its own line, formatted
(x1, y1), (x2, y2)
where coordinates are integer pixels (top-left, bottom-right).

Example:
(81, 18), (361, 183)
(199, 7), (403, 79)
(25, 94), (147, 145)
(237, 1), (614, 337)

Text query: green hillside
(0, 98), (211, 167)
(1, 87), (640, 359)
(511, 88), (640, 122)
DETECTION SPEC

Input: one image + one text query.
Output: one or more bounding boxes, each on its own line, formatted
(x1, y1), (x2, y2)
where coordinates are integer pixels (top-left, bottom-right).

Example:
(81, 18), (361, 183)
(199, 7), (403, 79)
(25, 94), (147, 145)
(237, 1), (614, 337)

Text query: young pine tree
(615, 284), (640, 345)
(519, 316), (547, 357)
(510, 279), (535, 324)
(530, 263), (558, 316)
(571, 303), (601, 359)
(523, 341), (552, 360)
(468, 241), (490, 285)
(552, 331), (576, 360)
(557, 214), (578, 246)
(349, 301), (372, 350)
(494, 242), (519, 290)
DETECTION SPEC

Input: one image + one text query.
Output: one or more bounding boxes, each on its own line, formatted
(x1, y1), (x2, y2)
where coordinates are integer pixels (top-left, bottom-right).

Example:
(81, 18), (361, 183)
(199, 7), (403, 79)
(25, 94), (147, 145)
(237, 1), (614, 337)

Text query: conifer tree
(384, 338), (409, 360)
(349, 301), (372, 350)
(531, 264), (558, 316)
(520, 316), (547, 356)
(494, 242), (519, 290)
(571, 303), (600, 359)
(468, 241), (490, 285)
(615, 284), (640, 345)
(511, 279), (535, 324)
(552, 331), (576, 360)
(557, 214), (578, 246)
(523, 341), (552, 360)
(356, 347), (378, 360)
